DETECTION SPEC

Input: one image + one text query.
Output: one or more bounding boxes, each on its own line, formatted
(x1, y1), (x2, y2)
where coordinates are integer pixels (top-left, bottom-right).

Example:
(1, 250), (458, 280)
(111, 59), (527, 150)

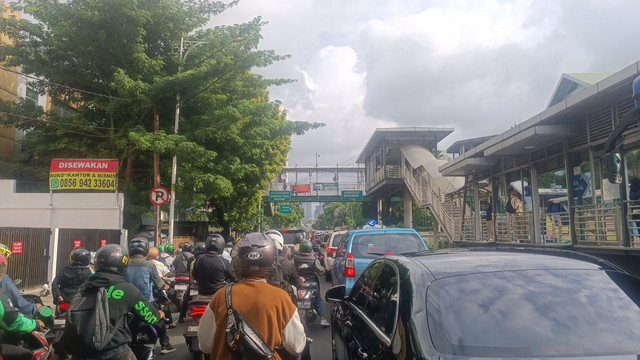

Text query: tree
(264, 203), (304, 229)
(0, 0), (321, 234)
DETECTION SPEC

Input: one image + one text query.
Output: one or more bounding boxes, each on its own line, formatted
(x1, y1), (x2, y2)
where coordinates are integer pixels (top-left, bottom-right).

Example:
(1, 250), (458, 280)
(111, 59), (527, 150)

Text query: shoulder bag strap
(225, 285), (236, 330)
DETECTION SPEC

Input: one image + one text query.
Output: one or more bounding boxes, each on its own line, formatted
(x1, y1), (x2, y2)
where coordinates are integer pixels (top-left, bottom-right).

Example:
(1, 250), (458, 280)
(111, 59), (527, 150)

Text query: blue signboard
(573, 174), (591, 198)
(366, 219), (377, 227)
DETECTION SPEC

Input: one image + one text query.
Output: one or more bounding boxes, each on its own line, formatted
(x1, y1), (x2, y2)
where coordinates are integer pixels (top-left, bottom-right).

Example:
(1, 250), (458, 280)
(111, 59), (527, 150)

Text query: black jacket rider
(52, 264), (92, 304)
(278, 255), (301, 289)
(56, 271), (162, 360)
(293, 252), (324, 284)
(192, 252), (235, 296)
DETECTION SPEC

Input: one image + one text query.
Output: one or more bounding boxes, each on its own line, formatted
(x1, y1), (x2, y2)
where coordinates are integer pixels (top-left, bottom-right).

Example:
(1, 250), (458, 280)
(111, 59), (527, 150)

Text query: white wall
(0, 179), (124, 229)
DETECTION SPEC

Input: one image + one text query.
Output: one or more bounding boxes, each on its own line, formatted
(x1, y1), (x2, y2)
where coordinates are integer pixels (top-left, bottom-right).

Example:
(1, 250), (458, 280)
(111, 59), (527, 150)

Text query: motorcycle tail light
(345, 253), (355, 277)
(189, 305), (208, 317)
(175, 275), (189, 281)
(298, 289), (310, 299)
(58, 302), (70, 311)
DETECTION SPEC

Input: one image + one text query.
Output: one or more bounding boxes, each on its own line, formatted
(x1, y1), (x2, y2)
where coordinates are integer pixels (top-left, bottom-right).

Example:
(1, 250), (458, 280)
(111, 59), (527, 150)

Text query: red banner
(73, 239), (82, 249)
(11, 241), (22, 254)
(292, 184), (311, 193)
(100, 239), (107, 247)
(50, 159), (118, 173)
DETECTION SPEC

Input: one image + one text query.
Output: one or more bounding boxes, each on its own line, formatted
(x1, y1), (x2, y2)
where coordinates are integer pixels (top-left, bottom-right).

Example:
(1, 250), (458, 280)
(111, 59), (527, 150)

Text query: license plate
(190, 289), (199, 296)
(175, 284), (188, 291)
(297, 300), (312, 309)
(54, 318), (66, 326)
(187, 325), (199, 333)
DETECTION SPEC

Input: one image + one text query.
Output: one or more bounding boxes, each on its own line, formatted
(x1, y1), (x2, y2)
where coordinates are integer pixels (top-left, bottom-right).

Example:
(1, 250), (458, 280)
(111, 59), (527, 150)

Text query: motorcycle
(296, 282), (319, 325)
(169, 274), (190, 310)
(129, 320), (158, 360)
(183, 299), (210, 360)
(1, 304), (55, 360)
(53, 300), (70, 343)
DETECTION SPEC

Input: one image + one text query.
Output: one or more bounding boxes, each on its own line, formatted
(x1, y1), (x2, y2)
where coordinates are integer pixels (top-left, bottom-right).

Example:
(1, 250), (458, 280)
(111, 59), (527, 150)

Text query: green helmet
(300, 239), (313, 253)
(157, 244), (165, 252)
(165, 243), (175, 255)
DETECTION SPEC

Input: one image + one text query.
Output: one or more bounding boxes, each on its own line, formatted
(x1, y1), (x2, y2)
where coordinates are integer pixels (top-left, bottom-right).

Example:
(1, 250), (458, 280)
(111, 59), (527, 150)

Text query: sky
(216, 0), (640, 171)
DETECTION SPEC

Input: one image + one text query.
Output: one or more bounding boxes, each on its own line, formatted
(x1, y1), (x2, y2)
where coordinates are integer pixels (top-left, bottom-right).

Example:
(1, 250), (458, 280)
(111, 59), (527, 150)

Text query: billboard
(292, 184), (311, 193)
(49, 159), (118, 191)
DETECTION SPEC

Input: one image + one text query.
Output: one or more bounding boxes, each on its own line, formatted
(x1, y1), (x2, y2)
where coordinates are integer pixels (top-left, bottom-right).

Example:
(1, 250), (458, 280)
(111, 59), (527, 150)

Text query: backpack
(66, 287), (124, 352)
(269, 257), (295, 301)
(506, 196), (516, 213)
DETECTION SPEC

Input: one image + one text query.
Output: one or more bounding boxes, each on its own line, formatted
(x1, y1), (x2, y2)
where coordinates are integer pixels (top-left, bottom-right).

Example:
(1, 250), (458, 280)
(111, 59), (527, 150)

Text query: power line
(0, 66), (130, 100)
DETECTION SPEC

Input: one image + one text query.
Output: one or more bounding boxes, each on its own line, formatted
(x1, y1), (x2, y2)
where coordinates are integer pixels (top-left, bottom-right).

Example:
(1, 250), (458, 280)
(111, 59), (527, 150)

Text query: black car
(325, 248), (640, 359)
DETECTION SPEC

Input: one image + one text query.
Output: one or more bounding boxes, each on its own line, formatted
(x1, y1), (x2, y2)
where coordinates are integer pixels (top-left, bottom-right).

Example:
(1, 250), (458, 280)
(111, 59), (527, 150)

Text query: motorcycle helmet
(70, 248), (91, 266)
(265, 230), (284, 252)
(299, 239), (313, 253)
(157, 243), (165, 252)
(232, 232), (277, 279)
(293, 233), (305, 245)
(94, 244), (129, 275)
(129, 237), (149, 257)
(0, 243), (9, 278)
(205, 234), (225, 254)
(165, 243), (175, 255)
(194, 241), (207, 257)
(181, 242), (193, 254)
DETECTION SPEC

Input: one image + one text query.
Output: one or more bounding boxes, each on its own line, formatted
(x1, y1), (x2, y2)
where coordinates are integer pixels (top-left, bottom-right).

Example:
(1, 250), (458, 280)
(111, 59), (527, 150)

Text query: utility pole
(153, 103), (161, 244)
(168, 34), (184, 245)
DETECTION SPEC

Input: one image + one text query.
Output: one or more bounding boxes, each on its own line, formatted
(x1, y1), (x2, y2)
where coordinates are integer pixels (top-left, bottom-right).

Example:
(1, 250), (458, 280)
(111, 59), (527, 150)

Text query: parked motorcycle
(183, 299), (209, 360)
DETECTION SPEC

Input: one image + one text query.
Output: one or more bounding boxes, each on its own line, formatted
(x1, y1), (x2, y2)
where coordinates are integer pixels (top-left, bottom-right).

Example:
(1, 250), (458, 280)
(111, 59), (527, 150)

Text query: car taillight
(189, 305), (208, 317)
(345, 253), (355, 277)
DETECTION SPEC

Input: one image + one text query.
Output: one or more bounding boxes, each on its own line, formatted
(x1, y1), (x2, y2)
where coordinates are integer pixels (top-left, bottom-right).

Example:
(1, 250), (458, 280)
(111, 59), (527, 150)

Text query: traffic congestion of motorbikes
(0, 229), (330, 359)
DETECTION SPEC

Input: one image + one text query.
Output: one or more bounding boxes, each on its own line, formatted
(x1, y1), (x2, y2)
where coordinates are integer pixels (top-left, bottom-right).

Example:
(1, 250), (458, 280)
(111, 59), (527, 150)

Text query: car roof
(390, 247), (626, 280)
(349, 227), (419, 236)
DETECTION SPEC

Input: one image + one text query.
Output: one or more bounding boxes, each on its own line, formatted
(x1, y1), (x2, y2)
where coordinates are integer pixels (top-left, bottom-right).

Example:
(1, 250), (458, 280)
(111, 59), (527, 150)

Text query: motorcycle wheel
(324, 270), (332, 282)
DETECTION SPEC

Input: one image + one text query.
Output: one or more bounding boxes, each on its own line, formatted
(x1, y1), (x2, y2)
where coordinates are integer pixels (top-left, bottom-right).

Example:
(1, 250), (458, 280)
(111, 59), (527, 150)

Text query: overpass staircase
(399, 145), (470, 242)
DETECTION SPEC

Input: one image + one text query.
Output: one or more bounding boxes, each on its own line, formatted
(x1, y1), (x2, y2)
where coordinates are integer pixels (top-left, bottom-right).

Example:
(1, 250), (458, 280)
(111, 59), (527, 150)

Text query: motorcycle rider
(55, 244), (165, 360)
(51, 247), (93, 306)
(197, 232), (306, 359)
(0, 249), (45, 360)
(292, 233), (305, 255)
(0, 243), (41, 316)
(146, 246), (176, 329)
(265, 230), (301, 291)
(163, 243), (175, 268)
(176, 241), (206, 323)
(125, 238), (176, 354)
(294, 239), (330, 327)
(192, 234), (235, 301)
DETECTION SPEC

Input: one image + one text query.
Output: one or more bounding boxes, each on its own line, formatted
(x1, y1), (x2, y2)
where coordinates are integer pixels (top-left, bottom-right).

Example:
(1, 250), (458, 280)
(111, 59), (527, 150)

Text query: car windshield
(351, 233), (426, 258)
(331, 233), (346, 247)
(426, 269), (640, 357)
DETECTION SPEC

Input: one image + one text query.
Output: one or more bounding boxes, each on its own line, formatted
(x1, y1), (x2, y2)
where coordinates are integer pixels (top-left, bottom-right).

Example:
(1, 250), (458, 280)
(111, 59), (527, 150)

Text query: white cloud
(217, 0), (640, 165)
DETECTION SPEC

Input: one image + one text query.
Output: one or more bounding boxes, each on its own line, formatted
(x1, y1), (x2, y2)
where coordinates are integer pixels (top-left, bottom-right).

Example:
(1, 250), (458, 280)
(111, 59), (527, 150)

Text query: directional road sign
(269, 190), (291, 202)
(341, 190), (363, 201)
(279, 204), (293, 214)
(150, 186), (170, 205)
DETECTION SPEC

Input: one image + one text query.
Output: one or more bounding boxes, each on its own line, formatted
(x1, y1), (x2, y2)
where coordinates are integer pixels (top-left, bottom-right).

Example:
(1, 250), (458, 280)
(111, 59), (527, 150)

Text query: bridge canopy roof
(357, 127), (454, 163)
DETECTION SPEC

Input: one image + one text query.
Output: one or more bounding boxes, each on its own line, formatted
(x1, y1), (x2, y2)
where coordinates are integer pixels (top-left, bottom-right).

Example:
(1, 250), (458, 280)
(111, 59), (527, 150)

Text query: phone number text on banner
(49, 159), (118, 191)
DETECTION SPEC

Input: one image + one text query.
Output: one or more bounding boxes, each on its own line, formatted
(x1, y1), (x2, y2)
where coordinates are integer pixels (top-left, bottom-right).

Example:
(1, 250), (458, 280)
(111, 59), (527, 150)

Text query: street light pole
(168, 34), (184, 245)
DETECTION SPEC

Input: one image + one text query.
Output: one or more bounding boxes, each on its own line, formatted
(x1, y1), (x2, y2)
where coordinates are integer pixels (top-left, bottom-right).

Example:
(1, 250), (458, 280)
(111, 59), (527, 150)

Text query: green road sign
(279, 204), (293, 214)
(269, 190), (291, 201)
(341, 190), (363, 201)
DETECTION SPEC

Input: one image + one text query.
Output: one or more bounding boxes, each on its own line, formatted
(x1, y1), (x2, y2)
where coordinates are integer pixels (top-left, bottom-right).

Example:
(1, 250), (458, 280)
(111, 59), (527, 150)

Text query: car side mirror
(605, 151), (623, 184)
(325, 285), (346, 303)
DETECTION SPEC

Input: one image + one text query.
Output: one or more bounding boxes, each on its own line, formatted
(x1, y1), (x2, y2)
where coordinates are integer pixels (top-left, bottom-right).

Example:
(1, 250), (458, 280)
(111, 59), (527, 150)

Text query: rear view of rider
(51, 248), (92, 305)
(0, 248), (45, 360)
(171, 242), (194, 276)
(197, 232), (306, 359)
(294, 239), (330, 327)
(192, 234), (235, 301)
(125, 238), (175, 354)
(265, 230), (301, 291)
(55, 244), (164, 360)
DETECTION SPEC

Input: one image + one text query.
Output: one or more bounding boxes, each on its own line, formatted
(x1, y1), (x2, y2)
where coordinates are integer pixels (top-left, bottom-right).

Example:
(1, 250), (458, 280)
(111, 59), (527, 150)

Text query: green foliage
(264, 202), (304, 229)
(314, 201), (366, 230)
(0, 0), (322, 234)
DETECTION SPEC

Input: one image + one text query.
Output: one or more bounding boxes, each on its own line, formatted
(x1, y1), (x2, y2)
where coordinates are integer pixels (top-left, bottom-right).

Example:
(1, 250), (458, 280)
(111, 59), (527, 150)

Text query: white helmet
(265, 230), (284, 252)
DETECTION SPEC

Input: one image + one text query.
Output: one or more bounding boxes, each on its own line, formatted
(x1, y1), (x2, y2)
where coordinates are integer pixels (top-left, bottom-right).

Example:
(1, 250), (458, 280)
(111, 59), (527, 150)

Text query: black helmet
(205, 234), (225, 254)
(94, 244), (129, 275)
(129, 237), (149, 257)
(293, 233), (305, 245)
(232, 232), (277, 279)
(70, 248), (91, 266)
(181, 242), (193, 253)
(194, 241), (207, 256)
(300, 239), (313, 253)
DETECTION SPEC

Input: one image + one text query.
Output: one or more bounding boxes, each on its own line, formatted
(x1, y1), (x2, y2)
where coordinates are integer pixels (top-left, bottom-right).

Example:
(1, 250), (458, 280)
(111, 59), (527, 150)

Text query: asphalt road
(162, 276), (335, 360)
